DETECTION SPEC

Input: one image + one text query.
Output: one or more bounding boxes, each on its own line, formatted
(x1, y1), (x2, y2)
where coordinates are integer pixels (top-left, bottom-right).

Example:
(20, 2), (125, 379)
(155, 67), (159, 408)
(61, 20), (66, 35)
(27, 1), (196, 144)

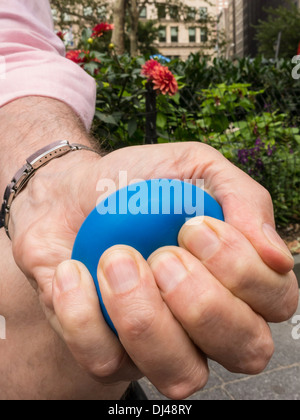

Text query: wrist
(2, 141), (101, 239)
(0, 97), (96, 196)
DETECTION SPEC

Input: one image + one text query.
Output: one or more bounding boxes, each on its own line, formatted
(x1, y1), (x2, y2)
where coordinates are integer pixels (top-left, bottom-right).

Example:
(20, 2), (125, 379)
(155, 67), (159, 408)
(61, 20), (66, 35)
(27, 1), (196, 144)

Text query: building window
(83, 7), (93, 16)
(97, 6), (107, 19)
(169, 6), (179, 20)
(140, 6), (147, 19)
(51, 8), (58, 22)
(187, 7), (196, 20)
(159, 26), (167, 43)
(189, 27), (196, 43)
(171, 27), (178, 43)
(63, 13), (71, 22)
(200, 28), (208, 42)
(157, 4), (166, 19)
(199, 7), (208, 21)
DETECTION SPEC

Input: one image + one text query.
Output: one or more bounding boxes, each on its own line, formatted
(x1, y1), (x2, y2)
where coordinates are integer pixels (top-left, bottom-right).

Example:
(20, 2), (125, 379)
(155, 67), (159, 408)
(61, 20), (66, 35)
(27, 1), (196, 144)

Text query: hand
(10, 141), (298, 399)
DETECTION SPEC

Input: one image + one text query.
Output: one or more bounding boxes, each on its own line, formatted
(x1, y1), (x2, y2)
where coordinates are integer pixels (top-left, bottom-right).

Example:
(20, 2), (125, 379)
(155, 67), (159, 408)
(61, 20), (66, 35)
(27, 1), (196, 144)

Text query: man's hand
(9, 140), (298, 399)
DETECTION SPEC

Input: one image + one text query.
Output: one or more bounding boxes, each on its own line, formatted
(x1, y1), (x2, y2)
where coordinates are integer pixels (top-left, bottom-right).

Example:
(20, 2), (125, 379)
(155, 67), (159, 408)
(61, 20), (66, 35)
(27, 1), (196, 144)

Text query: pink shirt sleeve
(0, 0), (96, 130)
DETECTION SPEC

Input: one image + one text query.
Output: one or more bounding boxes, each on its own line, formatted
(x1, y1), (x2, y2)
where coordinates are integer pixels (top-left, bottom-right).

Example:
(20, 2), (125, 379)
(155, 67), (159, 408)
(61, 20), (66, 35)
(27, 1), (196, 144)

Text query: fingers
(148, 246), (275, 375)
(81, 141), (294, 274)
(209, 160), (294, 274)
(97, 246), (209, 400)
(52, 260), (140, 384)
(170, 142), (294, 274)
(178, 217), (299, 322)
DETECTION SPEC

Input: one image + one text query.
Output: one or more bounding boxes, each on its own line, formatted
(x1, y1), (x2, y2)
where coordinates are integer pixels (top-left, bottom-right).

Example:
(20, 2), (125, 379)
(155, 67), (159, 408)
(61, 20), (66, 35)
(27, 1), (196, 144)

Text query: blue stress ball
(72, 179), (224, 334)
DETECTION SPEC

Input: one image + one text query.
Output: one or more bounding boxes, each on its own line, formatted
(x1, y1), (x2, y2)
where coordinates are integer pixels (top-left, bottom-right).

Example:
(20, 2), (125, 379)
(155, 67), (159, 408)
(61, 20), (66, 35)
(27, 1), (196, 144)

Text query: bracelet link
(0, 140), (99, 239)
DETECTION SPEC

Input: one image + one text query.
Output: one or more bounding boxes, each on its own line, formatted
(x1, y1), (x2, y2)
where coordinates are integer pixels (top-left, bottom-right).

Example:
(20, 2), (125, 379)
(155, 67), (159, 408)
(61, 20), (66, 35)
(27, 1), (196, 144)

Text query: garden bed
(278, 223), (300, 255)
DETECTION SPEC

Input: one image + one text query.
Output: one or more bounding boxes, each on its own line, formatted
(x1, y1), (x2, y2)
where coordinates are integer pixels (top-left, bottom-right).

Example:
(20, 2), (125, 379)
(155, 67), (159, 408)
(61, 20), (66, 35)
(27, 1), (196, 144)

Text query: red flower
(141, 59), (161, 79)
(92, 22), (114, 38)
(66, 50), (101, 76)
(56, 31), (65, 41)
(152, 65), (178, 96)
(142, 59), (178, 96)
(66, 50), (87, 64)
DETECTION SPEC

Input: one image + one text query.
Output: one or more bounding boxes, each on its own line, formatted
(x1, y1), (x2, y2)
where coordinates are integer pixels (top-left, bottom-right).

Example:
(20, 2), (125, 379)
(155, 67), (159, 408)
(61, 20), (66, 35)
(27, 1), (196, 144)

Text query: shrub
(65, 30), (300, 224)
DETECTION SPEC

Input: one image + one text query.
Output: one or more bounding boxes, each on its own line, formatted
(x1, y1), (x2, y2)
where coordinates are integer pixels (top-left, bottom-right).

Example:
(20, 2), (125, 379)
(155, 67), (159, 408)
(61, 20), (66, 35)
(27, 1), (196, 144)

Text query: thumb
(51, 260), (111, 340)
(51, 260), (130, 379)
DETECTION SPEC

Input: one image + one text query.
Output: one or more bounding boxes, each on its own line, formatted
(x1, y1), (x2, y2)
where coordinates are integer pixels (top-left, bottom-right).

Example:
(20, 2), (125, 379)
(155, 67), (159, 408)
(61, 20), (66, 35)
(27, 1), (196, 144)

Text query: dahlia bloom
(92, 23), (114, 38)
(142, 59), (178, 96)
(141, 59), (161, 79)
(152, 65), (178, 96)
(66, 50), (101, 75)
(66, 50), (87, 65)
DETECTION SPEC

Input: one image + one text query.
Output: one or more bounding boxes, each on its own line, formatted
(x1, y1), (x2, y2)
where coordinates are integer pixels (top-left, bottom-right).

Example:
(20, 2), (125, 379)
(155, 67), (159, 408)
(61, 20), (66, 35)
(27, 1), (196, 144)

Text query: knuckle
(119, 301), (156, 341)
(259, 185), (274, 209)
(162, 384), (196, 401)
(64, 306), (93, 335)
(237, 327), (274, 375)
(184, 288), (221, 330)
(227, 257), (254, 292)
(161, 368), (209, 400)
(262, 272), (299, 323)
(87, 352), (126, 380)
(274, 272), (299, 322)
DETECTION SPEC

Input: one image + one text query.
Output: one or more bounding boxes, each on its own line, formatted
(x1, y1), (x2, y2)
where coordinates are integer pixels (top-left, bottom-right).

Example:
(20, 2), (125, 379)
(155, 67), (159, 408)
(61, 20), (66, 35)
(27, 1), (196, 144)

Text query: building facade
(52, 1), (219, 61)
(140, 1), (218, 61)
(222, 0), (300, 58)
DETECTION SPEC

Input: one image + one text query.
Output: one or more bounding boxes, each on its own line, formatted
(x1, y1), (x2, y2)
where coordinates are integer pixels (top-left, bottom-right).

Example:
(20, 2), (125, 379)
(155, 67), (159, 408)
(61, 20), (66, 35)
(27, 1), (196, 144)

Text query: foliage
(123, 20), (160, 57)
(50, 0), (106, 28)
(151, 83), (300, 224)
(169, 54), (300, 122)
(51, 0), (227, 57)
(65, 29), (300, 224)
(254, 1), (300, 59)
(133, 21), (160, 57)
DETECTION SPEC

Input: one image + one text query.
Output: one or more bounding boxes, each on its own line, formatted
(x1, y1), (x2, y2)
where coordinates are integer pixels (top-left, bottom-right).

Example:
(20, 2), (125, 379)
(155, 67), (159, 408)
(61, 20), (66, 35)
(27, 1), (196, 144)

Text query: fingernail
(183, 222), (221, 260)
(262, 223), (294, 261)
(150, 253), (188, 293)
(102, 251), (140, 294)
(56, 261), (81, 293)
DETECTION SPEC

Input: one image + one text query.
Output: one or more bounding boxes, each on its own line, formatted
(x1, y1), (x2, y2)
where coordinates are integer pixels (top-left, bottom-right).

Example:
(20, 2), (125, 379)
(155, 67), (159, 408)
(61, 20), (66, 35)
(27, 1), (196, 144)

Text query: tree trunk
(111, 0), (127, 55)
(128, 0), (139, 57)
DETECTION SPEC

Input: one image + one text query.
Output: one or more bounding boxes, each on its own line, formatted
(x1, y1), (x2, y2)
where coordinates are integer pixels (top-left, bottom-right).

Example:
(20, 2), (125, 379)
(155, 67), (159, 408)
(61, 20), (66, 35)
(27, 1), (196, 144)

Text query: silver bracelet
(0, 140), (99, 239)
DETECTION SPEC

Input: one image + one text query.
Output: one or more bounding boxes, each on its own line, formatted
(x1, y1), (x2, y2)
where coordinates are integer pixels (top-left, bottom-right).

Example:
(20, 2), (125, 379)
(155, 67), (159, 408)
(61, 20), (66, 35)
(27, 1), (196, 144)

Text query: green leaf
(234, 121), (248, 130)
(210, 114), (229, 133)
(84, 62), (98, 74)
(157, 137), (169, 143)
(294, 135), (300, 144)
(128, 119), (138, 137)
(94, 111), (118, 125)
(156, 112), (167, 129)
(171, 92), (180, 105)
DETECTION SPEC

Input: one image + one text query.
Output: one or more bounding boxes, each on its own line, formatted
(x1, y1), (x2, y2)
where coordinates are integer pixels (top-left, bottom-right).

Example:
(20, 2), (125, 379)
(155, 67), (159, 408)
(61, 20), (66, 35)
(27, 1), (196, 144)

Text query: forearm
(0, 96), (96, 197)
(0, 0), (96, 128)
